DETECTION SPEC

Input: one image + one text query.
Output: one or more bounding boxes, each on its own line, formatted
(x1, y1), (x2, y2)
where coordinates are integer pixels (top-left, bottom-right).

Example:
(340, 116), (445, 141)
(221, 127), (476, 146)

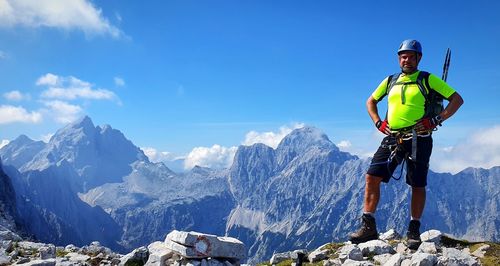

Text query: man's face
(398, 51), (421, 73)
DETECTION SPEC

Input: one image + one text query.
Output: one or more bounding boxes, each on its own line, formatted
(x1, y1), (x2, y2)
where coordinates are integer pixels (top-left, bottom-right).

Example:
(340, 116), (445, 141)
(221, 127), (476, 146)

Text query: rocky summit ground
(1, 227), (499, 266)
(259, 229), (499, 266)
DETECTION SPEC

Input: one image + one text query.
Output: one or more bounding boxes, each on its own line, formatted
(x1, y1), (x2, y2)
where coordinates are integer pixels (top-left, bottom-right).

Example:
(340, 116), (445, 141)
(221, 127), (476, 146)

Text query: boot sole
(406, 239), (422, 250)
(349, 234), (378, 244)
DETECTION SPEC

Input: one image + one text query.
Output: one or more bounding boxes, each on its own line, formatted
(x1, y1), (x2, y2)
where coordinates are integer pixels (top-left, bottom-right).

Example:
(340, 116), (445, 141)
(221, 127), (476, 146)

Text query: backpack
(386, 71), (444, 118)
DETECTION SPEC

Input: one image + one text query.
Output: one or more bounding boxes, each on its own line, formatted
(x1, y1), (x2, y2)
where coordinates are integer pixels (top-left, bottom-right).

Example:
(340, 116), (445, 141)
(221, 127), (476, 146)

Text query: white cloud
(431, 125), (500, 174)
(0, 0), (122, 38)
(0, 50), (6, 59)
(0, 139), (9, 149)
(337, 140), (352, 149)
(182, 124), (304, 170)
(43, 100), (83, 124)
(36, 73), (60, 86)
(3, 90), (30, 101)
(184, 145), (238, 170)
(42, 87), (116, 100)
(0, 105), (42, 124)
(334, 138), (378, 159)
(114, 77), (125, 87)
(37, 73), (118, 101)
(242, 123), (305, 148)
(142, 147), (179, 163)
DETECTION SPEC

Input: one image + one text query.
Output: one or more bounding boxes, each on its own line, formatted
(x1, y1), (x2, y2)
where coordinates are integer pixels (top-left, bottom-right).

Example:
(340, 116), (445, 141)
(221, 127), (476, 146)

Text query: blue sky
(1, 0), (499, 173)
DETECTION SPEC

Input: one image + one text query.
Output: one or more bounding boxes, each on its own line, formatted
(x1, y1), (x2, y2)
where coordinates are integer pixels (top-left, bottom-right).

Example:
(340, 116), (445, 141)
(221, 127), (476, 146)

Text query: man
(349, 39), (464, 249)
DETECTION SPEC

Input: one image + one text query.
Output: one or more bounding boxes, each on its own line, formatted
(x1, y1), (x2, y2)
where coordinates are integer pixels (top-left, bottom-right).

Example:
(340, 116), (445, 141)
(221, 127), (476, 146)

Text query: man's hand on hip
(415, 115), (443, 131)
(376, 120), (391, 135)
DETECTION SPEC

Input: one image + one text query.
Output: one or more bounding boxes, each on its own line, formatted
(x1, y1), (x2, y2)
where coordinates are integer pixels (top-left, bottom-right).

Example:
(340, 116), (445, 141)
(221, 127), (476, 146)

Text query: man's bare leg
(364, 174), (383, 213)
(411, 186), (426, 219)
(349, 174), (383, 243)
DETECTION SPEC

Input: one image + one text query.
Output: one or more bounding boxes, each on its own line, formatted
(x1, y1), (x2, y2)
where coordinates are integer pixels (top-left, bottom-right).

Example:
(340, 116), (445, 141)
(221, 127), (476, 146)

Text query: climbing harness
(370, 129), (431, 180)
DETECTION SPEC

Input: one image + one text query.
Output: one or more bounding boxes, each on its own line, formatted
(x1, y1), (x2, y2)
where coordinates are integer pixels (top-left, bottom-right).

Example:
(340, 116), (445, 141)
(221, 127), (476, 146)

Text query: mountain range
(0, 116), (498, 263)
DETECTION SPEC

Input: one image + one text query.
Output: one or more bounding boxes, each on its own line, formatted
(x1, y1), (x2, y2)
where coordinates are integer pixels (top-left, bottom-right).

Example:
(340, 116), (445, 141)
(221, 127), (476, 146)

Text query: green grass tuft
(478, 242), (500, 266)
(56, 249), (70, 257)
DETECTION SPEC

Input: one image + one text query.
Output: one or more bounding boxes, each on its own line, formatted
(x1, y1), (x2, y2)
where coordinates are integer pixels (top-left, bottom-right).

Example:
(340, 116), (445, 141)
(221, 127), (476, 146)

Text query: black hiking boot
(349, 214), (378, 244)
(406, 220), (422, 250)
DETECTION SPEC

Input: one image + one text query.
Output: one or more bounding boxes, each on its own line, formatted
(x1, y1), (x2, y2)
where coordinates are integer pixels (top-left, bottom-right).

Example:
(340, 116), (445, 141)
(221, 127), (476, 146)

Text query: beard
(401, 66), (418, 74)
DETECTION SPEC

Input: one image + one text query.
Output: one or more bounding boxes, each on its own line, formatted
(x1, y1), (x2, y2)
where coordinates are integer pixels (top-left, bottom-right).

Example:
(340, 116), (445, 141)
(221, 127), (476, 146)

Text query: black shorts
(367, 135), (433, 187)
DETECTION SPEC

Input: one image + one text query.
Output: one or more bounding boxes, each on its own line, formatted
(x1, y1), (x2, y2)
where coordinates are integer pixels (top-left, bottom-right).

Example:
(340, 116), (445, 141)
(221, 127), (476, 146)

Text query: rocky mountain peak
(11, 134), (35, 145)
(4, 116), (148, 191)
(0, 135), (45, 170)
(75, 115), (95, 130)
(274, 126), (338, 168)
(49, 116), (97, 146)
(190, 165), (213, 176)
(276, 126), (337, 153)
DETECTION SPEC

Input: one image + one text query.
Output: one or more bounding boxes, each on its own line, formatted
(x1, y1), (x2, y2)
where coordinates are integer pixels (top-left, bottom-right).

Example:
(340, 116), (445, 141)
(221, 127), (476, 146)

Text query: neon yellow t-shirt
(372, 71), (456, 130)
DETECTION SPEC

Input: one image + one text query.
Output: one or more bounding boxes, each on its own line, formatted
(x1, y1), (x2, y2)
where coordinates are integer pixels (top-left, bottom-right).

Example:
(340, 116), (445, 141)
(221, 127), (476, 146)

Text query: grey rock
(408, 253), (437, 266)
(416, 242), (437, 254)
(323, 258), (342, 266)
(25, 258), (57, 266)
(380, 229), (402, 241)
(373, 253), (393, 265)
(337, 244), (363, 262)
(420, 230), (442, 244)
(384, 253), (406, 266)
(307, 244), (329, 262)
(358, 240), (395, 256)
(1, 241), (12, 252)
(0, 251), (11, 266)
(64, 244), (79, 253)
(39, 244), (56, 259)
(120, 246), (149, 265)
(65, 252), (90, 263)
(185, 260), (201, 266)
(440, 247), (479, 266)
(183, 259), (229, 266)
(18, 241), (47, 250)
(401, 259), (411, 266)
(8, 248), (19, 259)
(84, 241), (108, 255)
(342, 259), (374, 265)
(145, 241), (174, 266)
(8, 249), (19, 261)
(462, 247), (471, 255)
(166, 231), (245, 259)
(0, 230), (21, 242)
(18, 257), (31, 264)
(396, 243), (409, 254)
(270, 251), (291, 264)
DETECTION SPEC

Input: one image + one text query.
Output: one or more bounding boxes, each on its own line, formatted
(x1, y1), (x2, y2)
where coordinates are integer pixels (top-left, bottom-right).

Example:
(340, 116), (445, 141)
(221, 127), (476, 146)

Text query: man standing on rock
(349, 40), (463, 249)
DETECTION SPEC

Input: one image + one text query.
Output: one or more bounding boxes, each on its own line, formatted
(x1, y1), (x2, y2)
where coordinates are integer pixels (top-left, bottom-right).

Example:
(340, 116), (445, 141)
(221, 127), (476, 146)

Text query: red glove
(376, 120), (390, 135)
(416, 115), (443, 131)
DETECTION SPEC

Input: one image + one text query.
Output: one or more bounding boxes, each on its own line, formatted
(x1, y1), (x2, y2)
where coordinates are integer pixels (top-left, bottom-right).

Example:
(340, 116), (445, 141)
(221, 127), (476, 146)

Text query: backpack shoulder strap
(386, 73), (400, 95)
(383, 73), (400, 121)
(416, 71), (431, 100)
